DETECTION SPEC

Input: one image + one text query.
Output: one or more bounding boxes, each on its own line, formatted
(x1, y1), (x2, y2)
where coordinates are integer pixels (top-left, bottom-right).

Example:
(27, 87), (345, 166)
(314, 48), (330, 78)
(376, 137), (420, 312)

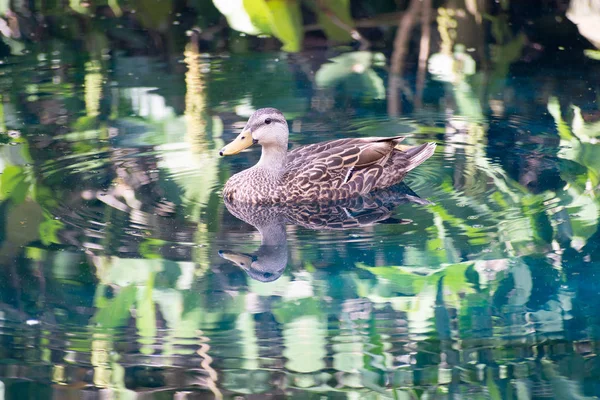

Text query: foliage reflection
(0, 1), (599, 398)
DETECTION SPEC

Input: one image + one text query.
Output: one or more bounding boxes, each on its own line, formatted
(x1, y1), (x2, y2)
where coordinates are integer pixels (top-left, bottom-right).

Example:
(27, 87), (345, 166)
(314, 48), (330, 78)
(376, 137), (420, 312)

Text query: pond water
(0, 45), (599, 399)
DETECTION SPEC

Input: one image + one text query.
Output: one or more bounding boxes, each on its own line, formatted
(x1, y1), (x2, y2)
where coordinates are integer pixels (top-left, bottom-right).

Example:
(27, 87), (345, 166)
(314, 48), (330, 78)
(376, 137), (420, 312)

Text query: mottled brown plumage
(220, 108), (436, 204)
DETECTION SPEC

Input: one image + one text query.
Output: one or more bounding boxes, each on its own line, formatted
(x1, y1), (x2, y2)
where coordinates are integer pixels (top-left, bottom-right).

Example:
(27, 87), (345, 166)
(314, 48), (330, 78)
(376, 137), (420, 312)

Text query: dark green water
(0, 46), (599, 399)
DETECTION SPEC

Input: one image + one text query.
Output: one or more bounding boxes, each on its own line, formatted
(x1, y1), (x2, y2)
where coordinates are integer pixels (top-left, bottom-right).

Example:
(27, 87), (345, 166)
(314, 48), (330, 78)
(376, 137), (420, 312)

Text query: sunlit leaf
(264, 0), (303, 52)
(357, 264), (427, 295)
(0, 0), (10, 15)
(357, 262), (477, 304)
(139, 238), (167, 259)
(33, 185), (58, 208)
(548, 96), (575, 140)
(39, 216), (63, 246)
(93, 286), (137, 328)
(273, 297), (323, 324)
(243, 0), (273, 34)
(315, 52), (385, 100)
(560, 187), (599, 240)
(1, 36), (26, 56)
(137, 273), (157, 354)
(214, 0), (262, 35)
(486, 364), (502, 400)
(442, 262), (476, 293)
(0, 165), (30, 204)
(584, 49), (600, 60)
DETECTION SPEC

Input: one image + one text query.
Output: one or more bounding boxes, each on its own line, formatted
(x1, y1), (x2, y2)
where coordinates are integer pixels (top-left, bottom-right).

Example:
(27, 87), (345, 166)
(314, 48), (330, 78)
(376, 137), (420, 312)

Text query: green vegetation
(0, 0), (598, 398)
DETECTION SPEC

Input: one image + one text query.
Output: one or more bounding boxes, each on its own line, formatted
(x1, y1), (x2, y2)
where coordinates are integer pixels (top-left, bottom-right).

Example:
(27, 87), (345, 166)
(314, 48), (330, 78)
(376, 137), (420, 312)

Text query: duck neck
(256, 143), (288, 176)
(257, 222), (287, 247)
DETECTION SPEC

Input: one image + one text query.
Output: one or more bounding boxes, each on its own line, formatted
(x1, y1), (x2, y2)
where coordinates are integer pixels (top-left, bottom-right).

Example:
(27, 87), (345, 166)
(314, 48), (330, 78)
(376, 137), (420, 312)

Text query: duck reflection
(219, 183), (430, 282)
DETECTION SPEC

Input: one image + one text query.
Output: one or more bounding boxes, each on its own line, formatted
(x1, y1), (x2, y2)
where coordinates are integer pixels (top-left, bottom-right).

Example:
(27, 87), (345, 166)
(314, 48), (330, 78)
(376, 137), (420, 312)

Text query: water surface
(0, 47), (599, 399)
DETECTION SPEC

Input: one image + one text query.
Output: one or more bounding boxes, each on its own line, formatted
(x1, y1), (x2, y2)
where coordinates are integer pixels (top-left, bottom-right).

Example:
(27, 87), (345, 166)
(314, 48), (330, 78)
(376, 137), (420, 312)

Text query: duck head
(219, 108), (289, 156)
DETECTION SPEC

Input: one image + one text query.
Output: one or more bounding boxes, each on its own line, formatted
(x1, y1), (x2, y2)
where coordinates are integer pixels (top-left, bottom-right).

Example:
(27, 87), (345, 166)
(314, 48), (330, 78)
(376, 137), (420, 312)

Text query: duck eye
(265, 118), (272, 125)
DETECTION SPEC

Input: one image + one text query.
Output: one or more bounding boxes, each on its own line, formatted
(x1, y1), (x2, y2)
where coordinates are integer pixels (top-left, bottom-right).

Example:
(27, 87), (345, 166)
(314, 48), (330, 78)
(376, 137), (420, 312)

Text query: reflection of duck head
(220, 183), (430, 282)
(219, 244), (288, 283)
(219, 221), (288, 282)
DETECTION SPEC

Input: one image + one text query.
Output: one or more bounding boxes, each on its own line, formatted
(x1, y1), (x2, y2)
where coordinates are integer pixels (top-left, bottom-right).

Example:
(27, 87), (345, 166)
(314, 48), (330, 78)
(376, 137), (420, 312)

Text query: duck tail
(401, 142), (437, 172)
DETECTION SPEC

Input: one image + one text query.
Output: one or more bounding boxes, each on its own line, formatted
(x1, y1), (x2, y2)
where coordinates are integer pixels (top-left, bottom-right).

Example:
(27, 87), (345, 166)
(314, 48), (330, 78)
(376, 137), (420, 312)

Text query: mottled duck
(220, 108), (436, 204)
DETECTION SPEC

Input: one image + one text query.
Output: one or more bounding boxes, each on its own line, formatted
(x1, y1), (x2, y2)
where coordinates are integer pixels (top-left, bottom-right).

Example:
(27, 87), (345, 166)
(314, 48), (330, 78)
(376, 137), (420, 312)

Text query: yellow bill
(219, 130), (255, 156)
(218, 250), (253, 269)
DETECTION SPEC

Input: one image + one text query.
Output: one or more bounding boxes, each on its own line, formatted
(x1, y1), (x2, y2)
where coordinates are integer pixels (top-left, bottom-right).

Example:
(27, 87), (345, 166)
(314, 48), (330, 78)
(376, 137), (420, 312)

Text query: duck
(219, 108), (436, 204)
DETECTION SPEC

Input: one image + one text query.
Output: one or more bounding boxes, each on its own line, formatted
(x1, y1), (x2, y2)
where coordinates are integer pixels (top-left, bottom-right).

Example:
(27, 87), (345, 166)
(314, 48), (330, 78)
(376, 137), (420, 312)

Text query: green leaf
(213, 0), (262, 35)
(139, 238), (167, 259)
(308, 0), (354, 42)
(243, 0), (273, 33)
(584, 49), (600, 60)
(357, 264), (427, 295)
(137, 273), (157, 354)
(438, 262), (473, 293)
(0, 165), (30, 204)
(264, 0), (303, 52)
(486, 361), (502, 400)
(33, 185), (59, 208)
(272, 297), (323, 324)
(214, 0), (303, 50)
(39, 217), (64, 246)
(315, 52), (386, 99)
(1, 36), (26, 56)
(0, 0), (10, 15)
(93, 286), (137, 329)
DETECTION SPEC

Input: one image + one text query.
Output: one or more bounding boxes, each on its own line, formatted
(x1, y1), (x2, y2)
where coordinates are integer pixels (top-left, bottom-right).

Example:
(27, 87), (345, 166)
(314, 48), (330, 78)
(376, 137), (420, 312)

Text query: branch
(315, 0), (371, 50)
(416, 0), (433, 108)
(388, 0), (422, 116)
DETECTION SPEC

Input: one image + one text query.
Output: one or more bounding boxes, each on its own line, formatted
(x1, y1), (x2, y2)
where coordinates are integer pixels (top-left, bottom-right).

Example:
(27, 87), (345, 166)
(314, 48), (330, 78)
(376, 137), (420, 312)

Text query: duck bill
(218, 249), (253, 270)
(219, 130), (254, 156)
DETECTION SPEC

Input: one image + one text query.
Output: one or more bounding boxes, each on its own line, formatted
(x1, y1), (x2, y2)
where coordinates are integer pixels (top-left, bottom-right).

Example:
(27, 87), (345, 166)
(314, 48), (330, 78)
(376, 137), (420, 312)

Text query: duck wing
(375, 142), (437, 189)
(281, 136), (408, 202)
